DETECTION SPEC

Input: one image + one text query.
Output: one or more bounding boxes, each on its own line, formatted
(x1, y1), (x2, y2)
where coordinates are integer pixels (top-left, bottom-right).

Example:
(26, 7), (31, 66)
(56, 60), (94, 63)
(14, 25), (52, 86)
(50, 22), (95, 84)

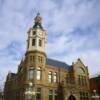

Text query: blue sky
(0, 0), (100, 88)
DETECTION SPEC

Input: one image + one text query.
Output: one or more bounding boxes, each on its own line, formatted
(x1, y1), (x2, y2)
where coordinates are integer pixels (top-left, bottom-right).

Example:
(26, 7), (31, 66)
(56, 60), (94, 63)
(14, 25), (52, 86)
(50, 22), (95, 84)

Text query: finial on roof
(77, 58), (81, 61)
(34, 12), (42, 23)
(33, 13), (43, 29)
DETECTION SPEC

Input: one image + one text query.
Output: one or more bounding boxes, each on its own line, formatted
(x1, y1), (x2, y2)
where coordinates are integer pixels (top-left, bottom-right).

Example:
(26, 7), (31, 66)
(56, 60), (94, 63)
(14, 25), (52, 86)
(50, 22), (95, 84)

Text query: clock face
(39, 32), (42, 35)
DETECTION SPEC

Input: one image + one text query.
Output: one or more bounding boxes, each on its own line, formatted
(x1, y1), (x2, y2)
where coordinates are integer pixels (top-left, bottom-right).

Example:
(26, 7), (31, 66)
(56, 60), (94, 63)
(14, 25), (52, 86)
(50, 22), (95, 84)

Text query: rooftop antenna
(37, 11), (40, 16)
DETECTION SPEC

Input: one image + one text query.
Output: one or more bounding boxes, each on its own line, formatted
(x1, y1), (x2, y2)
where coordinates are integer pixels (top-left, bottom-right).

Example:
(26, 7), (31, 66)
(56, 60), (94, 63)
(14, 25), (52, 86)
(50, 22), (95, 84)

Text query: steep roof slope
(46, 58), (71, 69)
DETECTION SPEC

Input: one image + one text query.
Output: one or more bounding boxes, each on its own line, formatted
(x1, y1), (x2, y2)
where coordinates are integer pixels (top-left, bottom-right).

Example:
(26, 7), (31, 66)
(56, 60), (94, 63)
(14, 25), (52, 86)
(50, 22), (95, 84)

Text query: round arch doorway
(68, 95), (76, 100)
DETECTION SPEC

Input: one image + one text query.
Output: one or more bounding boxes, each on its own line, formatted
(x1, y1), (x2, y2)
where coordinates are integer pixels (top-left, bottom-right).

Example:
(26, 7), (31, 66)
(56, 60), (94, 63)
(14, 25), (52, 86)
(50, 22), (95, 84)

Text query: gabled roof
(46, 58), (71, 69)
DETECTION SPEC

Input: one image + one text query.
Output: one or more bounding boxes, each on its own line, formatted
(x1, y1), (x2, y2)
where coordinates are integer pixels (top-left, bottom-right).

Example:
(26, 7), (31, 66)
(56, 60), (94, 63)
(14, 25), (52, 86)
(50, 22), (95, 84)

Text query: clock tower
(25, 13), (46, 72)
(22, 13), (47, 100)
(27, 13), (46, 54)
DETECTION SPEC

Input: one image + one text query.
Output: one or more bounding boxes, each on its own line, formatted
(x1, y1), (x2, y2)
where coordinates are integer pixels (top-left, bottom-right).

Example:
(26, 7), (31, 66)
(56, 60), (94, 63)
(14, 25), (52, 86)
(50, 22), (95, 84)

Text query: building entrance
(68, 95), (76, 100)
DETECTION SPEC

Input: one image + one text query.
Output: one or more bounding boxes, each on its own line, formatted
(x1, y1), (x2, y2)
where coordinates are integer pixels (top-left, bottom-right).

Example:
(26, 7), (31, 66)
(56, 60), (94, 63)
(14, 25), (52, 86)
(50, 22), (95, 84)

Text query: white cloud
(0, 0), (100, 89)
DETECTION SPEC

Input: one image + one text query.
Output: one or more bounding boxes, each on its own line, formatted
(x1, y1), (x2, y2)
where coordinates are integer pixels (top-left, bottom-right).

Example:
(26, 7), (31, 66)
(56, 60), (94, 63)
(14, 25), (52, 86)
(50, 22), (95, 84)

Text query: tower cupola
(33, 13), (43, 29)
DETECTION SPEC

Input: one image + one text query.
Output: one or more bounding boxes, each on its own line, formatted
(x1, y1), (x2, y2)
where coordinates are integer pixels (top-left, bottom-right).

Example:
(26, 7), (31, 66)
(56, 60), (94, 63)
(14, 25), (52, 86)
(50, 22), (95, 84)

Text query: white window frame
(29, 68), (34, 80)
(37, 67), (42, 80)
(48, 71), (52, 83)
(53, 72), (57, 83)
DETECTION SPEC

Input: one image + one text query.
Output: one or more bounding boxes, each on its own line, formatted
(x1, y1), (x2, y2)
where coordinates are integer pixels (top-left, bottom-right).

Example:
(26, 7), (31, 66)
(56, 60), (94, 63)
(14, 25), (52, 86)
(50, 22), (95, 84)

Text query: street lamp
(25, 82), (35, 100)
(91, 90), (99, 100)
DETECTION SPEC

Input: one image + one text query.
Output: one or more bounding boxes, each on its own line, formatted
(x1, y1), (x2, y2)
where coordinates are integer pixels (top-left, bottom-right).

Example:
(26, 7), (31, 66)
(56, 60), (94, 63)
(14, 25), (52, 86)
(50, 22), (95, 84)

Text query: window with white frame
(53, 72), (57, 83)
(48, 71), (52, 83)
(36, 67), (42, 80)
(29, 68), (34, 80)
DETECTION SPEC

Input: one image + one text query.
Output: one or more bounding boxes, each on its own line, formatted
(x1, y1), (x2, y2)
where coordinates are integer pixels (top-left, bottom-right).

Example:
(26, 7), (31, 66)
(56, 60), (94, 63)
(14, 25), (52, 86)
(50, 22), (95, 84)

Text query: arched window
(77, 67), (87, 86)
(77, 67), (85, 74)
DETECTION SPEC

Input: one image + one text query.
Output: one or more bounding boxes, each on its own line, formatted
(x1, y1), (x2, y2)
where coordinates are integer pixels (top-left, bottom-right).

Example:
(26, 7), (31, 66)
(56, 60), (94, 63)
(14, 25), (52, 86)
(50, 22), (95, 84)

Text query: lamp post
(91, 90), (99, 100)
(25, 82), (35, 100)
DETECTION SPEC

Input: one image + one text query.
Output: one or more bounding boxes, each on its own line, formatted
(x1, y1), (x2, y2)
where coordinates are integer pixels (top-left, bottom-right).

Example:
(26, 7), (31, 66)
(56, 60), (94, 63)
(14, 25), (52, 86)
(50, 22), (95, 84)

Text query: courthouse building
(4, 13), (90, 100)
